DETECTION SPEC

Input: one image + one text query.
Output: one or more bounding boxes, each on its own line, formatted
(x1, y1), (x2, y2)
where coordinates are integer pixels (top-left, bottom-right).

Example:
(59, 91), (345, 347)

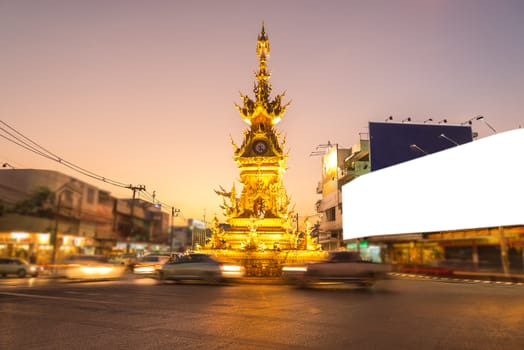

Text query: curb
(389, 272), (524, 286)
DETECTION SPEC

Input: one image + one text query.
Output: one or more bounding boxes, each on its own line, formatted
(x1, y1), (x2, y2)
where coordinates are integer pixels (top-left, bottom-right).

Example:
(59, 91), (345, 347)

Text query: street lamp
(409, 144), (428, 155)
(460, 115), (497, 138)
(438, 133), (460, 146)
(309, 141), (332, 156)
(2, 162), (15, 169)
(462, 115), (497, 135)
(461, 116), (477, 125)
(402, 117), (411, 122)
(475, 115), (497, 134)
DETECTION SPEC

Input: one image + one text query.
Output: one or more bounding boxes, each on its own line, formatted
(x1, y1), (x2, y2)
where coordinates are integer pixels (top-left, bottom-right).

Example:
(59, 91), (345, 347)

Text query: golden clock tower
(214, 24), (297, 251)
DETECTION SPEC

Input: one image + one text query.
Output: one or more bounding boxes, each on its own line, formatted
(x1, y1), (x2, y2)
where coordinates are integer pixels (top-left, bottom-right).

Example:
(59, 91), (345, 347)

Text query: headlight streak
(220, 265), (243, 272)
(80, 266), (114, 275)
(282, 266), (308, 272)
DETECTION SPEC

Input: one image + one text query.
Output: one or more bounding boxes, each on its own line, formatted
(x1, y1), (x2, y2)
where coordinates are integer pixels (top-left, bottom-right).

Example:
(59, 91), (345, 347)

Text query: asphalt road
(1, 276), (523, 349)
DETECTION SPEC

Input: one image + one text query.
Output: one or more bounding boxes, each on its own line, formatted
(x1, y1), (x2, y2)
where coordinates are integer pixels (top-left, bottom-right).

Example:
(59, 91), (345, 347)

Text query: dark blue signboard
(369, 122), (473, 171)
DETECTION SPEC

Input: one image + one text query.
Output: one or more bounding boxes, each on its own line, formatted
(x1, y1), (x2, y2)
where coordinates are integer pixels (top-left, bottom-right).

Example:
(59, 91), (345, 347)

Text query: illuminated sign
(342, 129), (524, 240)
(322, 146), (338, 195)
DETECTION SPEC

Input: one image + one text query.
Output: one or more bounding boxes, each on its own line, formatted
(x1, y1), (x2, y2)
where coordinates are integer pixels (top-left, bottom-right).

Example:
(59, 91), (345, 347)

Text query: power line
(0, 127), (58, 161)
(1, 119), (132, 188)
(143, 189), (180, 216)
(1, 119), (183, 217)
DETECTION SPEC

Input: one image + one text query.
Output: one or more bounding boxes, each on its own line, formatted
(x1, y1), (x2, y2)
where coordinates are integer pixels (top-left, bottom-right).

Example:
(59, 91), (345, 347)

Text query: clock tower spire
(215, 24), (297, 251)
(208, 24), (322, 275)
(235, 23), (290, 127)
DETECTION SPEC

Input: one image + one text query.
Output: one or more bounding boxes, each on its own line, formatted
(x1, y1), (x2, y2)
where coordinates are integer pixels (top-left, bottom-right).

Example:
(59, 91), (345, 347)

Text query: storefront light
(11, 232), (29, 240)
(73, 238), (84, 246)
(37, 233), (50, 245)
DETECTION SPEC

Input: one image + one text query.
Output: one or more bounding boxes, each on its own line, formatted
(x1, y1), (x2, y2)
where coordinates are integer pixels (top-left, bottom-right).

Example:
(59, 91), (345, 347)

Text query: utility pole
(51, 191), (64, 270)
(127, 185), (146, 252)
(170, 207), (180, 252)
(171, 207), (175, 252)
(51, 178), (80, 269)
(499, 226), (510, 276)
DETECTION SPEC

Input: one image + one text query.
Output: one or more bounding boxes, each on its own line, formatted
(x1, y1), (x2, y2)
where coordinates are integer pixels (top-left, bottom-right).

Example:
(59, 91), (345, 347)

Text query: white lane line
(389, 272), (523, 286)
(0, 291), (122, 305)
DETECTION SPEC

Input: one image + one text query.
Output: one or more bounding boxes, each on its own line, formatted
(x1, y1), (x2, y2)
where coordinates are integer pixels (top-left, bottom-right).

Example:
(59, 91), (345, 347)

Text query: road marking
(0, 291), (123, 304)
(389, 272), (524, 286)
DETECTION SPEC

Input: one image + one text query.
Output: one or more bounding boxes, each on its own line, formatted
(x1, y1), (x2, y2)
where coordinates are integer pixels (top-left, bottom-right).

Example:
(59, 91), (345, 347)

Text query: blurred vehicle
(120, 253), (138, 267)
(57, 255), (126, 280)
(282, 251), (392, 288)
(157, 253), (245, 283)
(133, 254), (170, 275)
(170, 252), (184, 260)
(0, 257), (41, 278)
(109, 253), (138, 270)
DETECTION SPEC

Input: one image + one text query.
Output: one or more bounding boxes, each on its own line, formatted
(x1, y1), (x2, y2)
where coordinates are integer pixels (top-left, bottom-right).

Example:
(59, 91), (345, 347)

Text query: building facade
(315, 138), (370, 250)
(342, 127), (524, 273)
(0, 168), (172, 263)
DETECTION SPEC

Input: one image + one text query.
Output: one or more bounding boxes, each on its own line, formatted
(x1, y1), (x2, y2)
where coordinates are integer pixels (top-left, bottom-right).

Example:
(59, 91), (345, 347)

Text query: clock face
(253, 140), (268, 155)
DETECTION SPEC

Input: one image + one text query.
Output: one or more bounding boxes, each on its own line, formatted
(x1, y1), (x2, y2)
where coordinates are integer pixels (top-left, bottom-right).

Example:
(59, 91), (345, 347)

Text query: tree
(12, 186), (55, 218)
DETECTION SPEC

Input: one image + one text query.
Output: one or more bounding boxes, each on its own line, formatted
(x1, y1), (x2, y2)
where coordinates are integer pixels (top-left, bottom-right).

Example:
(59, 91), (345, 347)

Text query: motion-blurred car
(109, 253), (138, 270)
(132, 254), (170, 275)
(120, 253), (138, 267)
(58, 255), (126, 280)
(282, 251), (392, 288)
(0, 257), (41, 278)
(157, 253), (245, 283)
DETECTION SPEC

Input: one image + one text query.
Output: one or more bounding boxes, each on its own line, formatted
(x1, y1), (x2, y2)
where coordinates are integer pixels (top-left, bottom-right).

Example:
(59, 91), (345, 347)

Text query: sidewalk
(451, 270), (524, 283)
(394, 265), (524, 284)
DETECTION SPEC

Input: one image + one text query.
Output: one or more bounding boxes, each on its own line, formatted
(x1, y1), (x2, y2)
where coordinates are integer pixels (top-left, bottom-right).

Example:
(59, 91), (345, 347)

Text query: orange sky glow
(1, 1), (523, 224)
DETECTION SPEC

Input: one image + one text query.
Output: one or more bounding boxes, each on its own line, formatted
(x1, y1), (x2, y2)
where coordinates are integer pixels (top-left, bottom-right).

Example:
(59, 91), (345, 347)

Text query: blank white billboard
(342, 128), (524, 240)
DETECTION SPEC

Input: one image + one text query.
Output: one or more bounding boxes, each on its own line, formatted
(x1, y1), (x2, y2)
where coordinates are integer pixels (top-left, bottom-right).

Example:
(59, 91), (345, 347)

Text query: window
(325, 207), (336, 222)
(87, 188), (95, 204)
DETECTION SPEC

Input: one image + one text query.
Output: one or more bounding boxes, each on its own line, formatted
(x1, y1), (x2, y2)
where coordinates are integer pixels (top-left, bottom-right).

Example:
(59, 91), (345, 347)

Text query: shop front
(0, 231), (98, 265)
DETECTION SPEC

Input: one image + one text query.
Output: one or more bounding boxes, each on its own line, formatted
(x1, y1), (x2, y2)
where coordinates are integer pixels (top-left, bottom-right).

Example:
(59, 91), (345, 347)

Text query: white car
(0, 257), (41, 278)
(157, 253), (245, 283)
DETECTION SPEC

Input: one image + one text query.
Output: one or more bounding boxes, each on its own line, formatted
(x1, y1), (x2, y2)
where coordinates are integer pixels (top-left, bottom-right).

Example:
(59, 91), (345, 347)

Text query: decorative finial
(256, 22), (270, 59)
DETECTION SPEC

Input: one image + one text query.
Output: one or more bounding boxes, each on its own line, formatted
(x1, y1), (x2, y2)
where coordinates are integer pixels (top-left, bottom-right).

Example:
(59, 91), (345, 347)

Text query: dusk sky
(1, 0), (523, 223)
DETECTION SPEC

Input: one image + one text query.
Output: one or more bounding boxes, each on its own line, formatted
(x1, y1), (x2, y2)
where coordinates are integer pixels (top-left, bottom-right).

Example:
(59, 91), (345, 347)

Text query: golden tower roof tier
(234, 23), (291, 127)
